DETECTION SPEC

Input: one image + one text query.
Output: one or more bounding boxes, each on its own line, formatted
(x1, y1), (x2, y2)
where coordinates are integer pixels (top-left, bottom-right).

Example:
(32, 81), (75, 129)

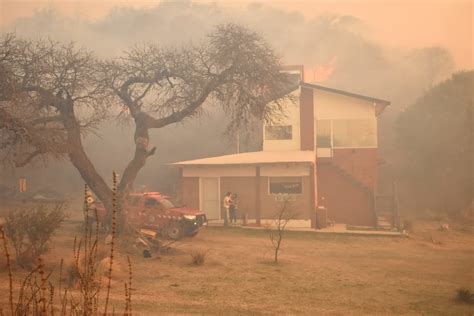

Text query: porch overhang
(171, 150), (316, 167)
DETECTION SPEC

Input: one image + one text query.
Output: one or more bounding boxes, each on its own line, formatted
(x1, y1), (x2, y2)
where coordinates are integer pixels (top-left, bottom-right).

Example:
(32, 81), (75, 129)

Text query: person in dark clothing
(229, 193), (238, 225)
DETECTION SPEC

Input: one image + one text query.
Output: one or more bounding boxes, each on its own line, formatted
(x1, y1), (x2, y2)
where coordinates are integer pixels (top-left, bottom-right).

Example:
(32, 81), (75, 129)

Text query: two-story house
(173, 67), (390, 227)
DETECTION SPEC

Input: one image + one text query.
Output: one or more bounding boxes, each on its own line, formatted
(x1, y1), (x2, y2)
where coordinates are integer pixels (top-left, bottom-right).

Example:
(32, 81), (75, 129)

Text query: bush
(0, 179), (133, 314)
(456, 288), (474, 304)
(190, 249), (208, 266)
(4, 203), (66, 268)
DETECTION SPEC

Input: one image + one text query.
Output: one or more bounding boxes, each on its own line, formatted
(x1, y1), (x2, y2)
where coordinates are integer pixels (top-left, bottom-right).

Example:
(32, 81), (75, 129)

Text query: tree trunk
(60, 105), (113, 212)
(118, 114), (155, 195)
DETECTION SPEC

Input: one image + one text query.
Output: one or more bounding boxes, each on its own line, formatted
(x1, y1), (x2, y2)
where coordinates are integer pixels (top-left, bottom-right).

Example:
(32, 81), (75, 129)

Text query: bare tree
(102, 24), (295, 196)
(0, 24), (297, 224)
(0, 34), (114, 211)
(265, 199), (295, 264)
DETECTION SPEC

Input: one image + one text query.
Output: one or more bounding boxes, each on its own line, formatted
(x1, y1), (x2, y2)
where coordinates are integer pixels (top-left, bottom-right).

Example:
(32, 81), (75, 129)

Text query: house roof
(300, 82), (391, 106)
(171, 150), (315, 166)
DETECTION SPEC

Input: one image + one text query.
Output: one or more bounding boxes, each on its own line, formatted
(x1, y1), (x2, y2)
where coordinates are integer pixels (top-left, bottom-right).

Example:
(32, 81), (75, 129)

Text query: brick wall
(317, 163), (376, 226)
(221, 175), (313, 220)
(300, 87), (315, 150)
(220, 177), (258, 219)
(259, 175), (313, 219)
(330, 148), (379, 190)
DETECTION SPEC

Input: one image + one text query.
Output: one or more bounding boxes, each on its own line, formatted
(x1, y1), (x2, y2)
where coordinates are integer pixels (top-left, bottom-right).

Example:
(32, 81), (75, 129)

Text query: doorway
(200, 177), (220, 220)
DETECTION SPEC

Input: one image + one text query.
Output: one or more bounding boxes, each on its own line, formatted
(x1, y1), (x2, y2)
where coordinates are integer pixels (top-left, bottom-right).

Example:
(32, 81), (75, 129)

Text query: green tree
(396, 71), (473, 214)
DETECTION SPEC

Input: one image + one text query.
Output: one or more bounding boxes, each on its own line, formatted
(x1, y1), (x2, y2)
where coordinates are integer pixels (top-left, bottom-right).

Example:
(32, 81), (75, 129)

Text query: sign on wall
(269, 181), (302, 194)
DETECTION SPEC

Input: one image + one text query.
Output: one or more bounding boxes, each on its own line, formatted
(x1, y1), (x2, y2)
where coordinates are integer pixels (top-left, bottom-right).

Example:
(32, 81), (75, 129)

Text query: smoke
(1, 1), (458, 195)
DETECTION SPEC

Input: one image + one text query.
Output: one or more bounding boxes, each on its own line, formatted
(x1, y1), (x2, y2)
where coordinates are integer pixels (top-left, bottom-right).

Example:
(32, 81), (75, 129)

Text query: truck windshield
(160, 198), (175, 209)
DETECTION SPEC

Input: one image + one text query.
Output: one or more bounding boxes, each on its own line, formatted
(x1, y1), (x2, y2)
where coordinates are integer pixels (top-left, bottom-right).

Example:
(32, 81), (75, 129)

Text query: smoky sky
(0, 1), (461, 196)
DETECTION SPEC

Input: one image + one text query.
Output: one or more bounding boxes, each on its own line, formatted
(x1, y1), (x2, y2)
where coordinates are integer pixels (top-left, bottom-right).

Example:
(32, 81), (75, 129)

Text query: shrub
(4, 203), (66, 268)
(456, 288), (474, 304)
(0, 177), (133, 315)
(190, 249), (208, 266)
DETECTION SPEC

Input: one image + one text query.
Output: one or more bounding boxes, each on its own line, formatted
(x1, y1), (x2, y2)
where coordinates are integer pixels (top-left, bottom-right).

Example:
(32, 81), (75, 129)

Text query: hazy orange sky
(1, 0), (472, 69)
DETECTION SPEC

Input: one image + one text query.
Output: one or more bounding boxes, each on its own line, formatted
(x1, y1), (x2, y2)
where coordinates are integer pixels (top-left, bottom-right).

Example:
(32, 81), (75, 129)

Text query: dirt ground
(1, 206), (473, 315)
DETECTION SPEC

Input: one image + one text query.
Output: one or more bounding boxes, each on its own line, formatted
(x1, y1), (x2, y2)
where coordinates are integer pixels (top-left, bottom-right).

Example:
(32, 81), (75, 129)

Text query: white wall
(314, 89), (376, 119)
(182, 164), (311, 177)
(313, 89), (378, 150)
(260, 164), (310, 176)
(263, 90), (301, 152)
(182, 166), (256, 177)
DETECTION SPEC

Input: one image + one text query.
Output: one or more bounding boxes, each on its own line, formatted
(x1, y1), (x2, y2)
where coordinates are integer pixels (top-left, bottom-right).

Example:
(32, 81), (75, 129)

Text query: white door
(200, 177), (220, 220)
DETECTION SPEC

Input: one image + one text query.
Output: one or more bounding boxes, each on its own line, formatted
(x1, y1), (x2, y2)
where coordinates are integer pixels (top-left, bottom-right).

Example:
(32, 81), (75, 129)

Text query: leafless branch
(265, 200), (296, 263)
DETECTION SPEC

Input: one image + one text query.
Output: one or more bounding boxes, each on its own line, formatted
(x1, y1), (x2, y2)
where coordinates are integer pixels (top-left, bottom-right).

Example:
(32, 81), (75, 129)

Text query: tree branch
(14, 149), (43, 167)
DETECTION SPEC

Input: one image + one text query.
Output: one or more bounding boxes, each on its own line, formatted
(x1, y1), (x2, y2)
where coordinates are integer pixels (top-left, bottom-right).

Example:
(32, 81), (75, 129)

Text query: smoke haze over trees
(0, 0), (467, 214)
(396, 71), (473, 214)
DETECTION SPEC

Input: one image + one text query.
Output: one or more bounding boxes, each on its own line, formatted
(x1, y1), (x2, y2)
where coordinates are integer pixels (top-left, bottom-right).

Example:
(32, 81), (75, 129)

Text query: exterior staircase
(325, 161), (374, 196)
(319, 158), (401, 231)
(375, 190), (401, 231)
(376, 215), (392, 230)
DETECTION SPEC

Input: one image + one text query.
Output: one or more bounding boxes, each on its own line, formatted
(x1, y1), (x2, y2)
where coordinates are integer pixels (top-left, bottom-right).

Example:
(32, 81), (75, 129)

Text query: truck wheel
(166, 222), (182, 240)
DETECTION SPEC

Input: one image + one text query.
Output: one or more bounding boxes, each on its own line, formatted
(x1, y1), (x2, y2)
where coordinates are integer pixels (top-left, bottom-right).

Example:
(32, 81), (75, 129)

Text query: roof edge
(169, 150), (316, 166)
(300, 82), (391, 105)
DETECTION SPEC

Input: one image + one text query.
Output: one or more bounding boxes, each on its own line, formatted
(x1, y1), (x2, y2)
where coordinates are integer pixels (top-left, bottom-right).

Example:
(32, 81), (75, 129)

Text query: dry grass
(1, 204), (473, 315)
(127, 224), (473, 315)
(0, 179), (130, 315)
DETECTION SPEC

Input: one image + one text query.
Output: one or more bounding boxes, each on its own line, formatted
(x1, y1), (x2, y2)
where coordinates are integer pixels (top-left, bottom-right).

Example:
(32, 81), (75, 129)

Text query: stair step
(328, 162), (374, 194)
(377, 215), (392, 230)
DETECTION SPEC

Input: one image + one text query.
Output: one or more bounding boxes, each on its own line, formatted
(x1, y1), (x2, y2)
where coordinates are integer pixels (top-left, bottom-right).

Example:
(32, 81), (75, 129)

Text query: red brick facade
(329, 148), (378, 191)
(317, 162), (376, 226)
(181, 172), (314, 221)
(300, 87), (314, 151)
(220, 177), (258, 219)
(316, 148), (378, 226)
(258, 175), (313, 219)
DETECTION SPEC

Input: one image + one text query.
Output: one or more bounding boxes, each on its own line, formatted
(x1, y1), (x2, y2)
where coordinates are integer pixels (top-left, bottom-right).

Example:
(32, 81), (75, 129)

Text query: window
(144, 198), (157, 208)
(316, 120), (331, 148)
(265, 125), (292, 140)
(159, 199), (175, 209)
(315, 119), (377, 148)
(333, 119), (376, 147)
(269, 177), (302, 194)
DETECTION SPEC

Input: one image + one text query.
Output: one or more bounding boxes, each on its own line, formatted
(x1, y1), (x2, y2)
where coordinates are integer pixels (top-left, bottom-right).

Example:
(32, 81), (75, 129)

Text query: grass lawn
(1, 216), (473, 315)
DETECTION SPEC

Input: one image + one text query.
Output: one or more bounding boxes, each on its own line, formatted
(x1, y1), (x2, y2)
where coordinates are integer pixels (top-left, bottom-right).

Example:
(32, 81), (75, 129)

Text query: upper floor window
(316, 120), (331, 148)
(265, 125), (292, 140)
(316, 119), (377, 148)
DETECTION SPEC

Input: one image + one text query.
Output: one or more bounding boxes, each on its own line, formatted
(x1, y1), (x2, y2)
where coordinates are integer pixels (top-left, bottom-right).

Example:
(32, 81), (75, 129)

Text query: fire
(305, 57), (337, 83)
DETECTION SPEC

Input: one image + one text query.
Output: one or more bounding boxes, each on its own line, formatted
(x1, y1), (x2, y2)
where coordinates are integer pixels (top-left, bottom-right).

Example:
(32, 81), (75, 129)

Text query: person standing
(223, 191), (232, 227)
(230, 193), (238, 225)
